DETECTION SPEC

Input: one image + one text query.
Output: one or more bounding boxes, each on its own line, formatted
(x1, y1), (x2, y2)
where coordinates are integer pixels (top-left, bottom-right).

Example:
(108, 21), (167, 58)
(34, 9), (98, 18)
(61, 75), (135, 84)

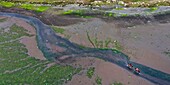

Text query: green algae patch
(0, 1), (15, 8)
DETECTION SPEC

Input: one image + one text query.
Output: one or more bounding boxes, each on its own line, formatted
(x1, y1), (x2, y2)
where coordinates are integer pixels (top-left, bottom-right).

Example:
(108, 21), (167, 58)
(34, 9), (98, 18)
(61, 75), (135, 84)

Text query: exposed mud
(1, 6), (170, 85)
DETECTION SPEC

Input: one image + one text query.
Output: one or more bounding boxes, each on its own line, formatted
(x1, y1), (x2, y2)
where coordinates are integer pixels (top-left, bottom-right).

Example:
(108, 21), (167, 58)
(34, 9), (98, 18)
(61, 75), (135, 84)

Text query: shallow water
(0, 12), (170, 85)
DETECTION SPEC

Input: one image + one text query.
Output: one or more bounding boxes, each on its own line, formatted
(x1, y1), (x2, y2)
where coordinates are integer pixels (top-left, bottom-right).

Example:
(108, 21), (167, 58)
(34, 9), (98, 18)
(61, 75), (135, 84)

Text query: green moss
(0, 1), (15, 8)
(109, 13), (113, 17)
(51, 26), (65, 34)
(150, 7), (158, 12)
(96, 76), (102, 85)
(1, 1), (49, 12)
(35, 6), (49, 12)
(20, 4), (35, 10)
(86, 67), (95, 78)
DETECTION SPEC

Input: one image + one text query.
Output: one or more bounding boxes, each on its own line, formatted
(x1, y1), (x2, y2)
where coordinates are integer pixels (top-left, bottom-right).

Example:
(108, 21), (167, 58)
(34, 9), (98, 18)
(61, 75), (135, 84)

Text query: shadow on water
(0, 12), (170, 85)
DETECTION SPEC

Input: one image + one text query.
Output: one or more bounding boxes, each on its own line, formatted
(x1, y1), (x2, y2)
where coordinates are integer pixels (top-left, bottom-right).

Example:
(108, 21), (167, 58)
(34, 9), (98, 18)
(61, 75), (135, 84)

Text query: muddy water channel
(0, 12), (170, 85)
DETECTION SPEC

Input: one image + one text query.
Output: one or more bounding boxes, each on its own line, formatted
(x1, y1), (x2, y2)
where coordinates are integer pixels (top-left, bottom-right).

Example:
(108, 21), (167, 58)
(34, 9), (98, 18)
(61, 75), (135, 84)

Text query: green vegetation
(115, 8), (124, 10)
(86, 31), (123, 51)
(63, 10), (74, 15)
(113, 40), (123, 51)
(120, 14), (128, 17)
(0, 18), (7, 22)
(104, 13), (114, 17)
(86, 31), (95, 47)
(51, 26), (65, 34)
(111, 81), (123, 85)
(36, 6), (49, 12)
(108, 13), (113, 17)
(164, 51), (170, 57)
(0, 23), (80, 84)
(0, 24), (31, 42)
(92, 37), (111, 48)
(96, 76), (102, 85)
(150, 7), (158, 12)
(0, 1), (49, 12)
(63, 10), (93, 18)
(86, 67), (95, 78)
(0, 1), (15, 8)
(20, 4), (35, 10)
(20, 4), (49, 12)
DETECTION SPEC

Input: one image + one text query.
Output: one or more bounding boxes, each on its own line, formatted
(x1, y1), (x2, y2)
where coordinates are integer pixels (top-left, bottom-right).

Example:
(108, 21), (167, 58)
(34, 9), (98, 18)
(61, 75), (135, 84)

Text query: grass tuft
(86, 67), (95, 78)
(96, 76), (102, 85)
